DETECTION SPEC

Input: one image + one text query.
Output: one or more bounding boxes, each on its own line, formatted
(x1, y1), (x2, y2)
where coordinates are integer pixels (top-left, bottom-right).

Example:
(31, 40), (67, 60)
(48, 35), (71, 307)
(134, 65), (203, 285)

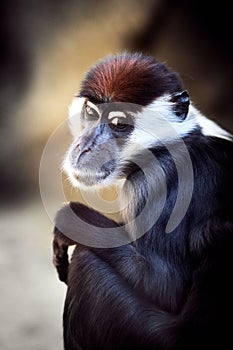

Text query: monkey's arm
(52, 201), (127, 284)
(53, 227), (76, 284)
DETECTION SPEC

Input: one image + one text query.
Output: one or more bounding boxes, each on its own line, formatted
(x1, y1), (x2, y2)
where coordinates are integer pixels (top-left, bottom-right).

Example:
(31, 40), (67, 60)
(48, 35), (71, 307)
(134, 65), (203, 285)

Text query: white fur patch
(129, 95), (197, 149)
(128, 95), (232, 150)
(68, 97), (86, 137)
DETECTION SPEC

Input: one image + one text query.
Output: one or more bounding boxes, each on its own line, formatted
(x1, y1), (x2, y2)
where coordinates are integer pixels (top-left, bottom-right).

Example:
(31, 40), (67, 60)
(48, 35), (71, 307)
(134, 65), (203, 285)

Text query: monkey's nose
(76, 143), (91, 162)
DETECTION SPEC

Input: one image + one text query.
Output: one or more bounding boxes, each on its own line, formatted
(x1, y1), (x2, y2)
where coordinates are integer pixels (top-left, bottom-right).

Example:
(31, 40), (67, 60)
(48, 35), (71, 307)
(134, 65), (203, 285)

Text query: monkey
(52, 52), (233, 349)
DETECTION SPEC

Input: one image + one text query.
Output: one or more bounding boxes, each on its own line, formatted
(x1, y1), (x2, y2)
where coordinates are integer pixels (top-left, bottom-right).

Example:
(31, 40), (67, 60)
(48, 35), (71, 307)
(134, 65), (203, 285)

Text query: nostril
(81, 147), (91, 155)
(77, 147), (91, 162)
(75, 142), (90, 154)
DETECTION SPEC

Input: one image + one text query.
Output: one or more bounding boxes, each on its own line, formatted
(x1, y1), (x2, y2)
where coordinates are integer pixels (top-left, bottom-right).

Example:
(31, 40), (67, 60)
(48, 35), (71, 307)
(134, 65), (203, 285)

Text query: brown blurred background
(0, 1), (232, 349)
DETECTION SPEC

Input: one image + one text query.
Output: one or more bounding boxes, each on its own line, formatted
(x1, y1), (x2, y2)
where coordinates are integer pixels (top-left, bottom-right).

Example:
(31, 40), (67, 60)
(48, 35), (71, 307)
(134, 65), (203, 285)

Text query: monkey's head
(63, 52), (193, 188)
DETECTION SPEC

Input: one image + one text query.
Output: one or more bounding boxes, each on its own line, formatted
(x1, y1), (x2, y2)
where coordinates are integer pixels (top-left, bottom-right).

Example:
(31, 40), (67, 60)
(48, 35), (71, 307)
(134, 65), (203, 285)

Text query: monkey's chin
(66, 168), (119, 189)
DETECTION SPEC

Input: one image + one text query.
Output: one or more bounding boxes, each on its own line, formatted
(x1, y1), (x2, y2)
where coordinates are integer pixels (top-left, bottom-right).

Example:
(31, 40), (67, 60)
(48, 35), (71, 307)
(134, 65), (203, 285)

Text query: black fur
(54, 131), (233, 349)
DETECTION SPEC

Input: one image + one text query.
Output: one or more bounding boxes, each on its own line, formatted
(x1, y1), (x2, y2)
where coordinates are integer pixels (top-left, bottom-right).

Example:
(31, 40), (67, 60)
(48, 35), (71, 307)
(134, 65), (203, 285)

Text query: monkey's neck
(119, 166), (167, 242)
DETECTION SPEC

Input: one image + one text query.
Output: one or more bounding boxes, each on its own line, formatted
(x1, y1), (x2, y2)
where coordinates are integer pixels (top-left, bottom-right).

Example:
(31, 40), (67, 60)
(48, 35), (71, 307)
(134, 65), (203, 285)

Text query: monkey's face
(63, 98), (136, 188)
(63, 53), (192, 189)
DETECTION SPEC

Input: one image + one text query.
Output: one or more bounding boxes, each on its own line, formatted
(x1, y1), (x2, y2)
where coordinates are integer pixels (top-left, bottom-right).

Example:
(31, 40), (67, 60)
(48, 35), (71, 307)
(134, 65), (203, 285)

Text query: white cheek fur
(125, 95), (196, 153)
(127, 94), (232, 152)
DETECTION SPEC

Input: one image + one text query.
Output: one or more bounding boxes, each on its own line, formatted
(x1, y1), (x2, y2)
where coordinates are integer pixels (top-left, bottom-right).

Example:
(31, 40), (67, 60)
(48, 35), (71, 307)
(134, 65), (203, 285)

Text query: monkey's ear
(172, 90), (190, 121)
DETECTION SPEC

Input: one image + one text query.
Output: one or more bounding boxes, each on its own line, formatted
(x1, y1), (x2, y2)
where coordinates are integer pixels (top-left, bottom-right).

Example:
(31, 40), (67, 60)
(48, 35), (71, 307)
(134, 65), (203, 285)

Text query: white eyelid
(86, 101), (100, 114)
(108, 111), (126, 120)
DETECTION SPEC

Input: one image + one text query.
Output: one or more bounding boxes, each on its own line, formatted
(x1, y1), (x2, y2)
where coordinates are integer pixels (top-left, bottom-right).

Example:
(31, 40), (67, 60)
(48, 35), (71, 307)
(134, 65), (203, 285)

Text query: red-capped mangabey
(53, 53), (233, 350)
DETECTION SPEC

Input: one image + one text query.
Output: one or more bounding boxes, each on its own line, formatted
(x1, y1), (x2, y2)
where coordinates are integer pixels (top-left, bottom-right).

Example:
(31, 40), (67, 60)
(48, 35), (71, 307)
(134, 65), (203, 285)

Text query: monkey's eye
(84, 105), (99, 120)
(109, 117), (130, 132)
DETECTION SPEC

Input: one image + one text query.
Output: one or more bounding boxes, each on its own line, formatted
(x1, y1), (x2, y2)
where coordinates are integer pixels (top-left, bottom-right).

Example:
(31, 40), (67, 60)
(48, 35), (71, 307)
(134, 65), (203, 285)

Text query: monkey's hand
(53, 227), (76, 284)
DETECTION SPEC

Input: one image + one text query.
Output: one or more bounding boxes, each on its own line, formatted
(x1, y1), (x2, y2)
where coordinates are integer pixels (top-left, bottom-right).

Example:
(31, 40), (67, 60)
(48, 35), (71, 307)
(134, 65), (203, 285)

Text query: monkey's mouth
(70, 160), (117, 187)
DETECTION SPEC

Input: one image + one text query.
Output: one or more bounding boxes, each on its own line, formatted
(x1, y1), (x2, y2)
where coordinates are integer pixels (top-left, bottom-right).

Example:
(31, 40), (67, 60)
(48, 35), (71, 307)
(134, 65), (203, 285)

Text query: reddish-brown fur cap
(79, 52), (183, 106)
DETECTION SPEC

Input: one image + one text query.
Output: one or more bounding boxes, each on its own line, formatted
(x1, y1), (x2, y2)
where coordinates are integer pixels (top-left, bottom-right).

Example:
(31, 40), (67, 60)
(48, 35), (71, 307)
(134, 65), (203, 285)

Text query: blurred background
(0, 0), (232, 349)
